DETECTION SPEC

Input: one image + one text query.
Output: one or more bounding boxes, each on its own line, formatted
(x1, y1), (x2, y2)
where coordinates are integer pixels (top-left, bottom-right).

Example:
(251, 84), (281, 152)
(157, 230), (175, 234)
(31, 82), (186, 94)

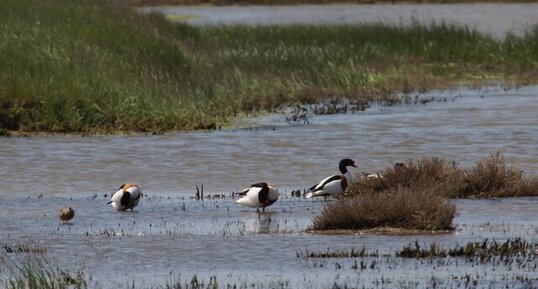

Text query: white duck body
(235, 182), (279, 213)
(305, 159), (356, 200)
(108, 183), (141, 211)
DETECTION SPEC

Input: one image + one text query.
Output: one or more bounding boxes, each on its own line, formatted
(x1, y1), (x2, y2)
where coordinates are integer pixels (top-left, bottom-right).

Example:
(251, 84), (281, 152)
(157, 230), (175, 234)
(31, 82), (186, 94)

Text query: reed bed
(2, 0), (538, 134)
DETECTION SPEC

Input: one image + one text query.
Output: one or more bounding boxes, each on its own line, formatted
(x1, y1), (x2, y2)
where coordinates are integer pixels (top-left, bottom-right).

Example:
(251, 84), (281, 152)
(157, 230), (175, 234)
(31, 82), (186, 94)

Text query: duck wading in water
(235, 182), (280, 213)
(108, 183), (141, 211)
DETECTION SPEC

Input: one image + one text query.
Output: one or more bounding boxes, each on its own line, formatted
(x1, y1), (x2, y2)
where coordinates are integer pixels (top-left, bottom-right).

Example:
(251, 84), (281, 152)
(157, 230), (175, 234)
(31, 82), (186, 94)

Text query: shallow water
(0, 194), (537, 288)
(0, 86), (537, 197)
(1, 86), (538, 288)
(140, 3), (538, 38)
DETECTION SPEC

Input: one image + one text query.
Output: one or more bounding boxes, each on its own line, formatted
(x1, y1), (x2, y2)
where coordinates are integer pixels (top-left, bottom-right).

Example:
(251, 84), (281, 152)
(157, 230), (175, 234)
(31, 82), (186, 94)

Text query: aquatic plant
(0, 255), (86, 289)
(310, 186), (456, 231)
(296, 247), (385, 258)
(2, 244), (47, 254)
(396, 238), (538, 260)
(348, 151), (538, 198)
(149, 275), (287, 289)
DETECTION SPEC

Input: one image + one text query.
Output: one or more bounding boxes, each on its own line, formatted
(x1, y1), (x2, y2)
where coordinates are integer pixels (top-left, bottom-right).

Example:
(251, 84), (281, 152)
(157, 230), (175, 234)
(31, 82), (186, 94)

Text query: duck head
(339, 158), (357, 174)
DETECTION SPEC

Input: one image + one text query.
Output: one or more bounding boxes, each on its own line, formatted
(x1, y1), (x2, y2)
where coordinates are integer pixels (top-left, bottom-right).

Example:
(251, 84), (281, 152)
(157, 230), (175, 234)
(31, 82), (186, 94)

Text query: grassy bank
(128, 0), (538, 6)
(1, 0), (538, 134)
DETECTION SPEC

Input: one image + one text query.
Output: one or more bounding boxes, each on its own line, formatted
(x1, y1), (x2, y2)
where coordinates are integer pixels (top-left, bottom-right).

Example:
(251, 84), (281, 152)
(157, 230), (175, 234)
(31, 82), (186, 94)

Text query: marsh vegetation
(2, 0), (538, 134)
(128, 0), (538, 6)
(349, 152), (538, 198)
(1, 255), (86, 289)
(311, 153), (538, 231)
(311, 187), (456, 231)
(396, 238), (538, 259)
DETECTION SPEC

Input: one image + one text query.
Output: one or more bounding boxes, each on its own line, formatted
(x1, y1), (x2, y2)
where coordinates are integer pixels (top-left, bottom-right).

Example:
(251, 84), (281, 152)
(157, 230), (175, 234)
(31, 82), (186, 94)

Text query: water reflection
(245, 213), (274, 234)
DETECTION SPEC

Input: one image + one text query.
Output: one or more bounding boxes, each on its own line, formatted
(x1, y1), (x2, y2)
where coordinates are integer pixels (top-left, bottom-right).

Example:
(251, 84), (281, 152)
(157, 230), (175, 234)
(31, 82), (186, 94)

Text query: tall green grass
(1, 255), (86, 289)
(129, 0), (538, 6)
(1, 0), (538, 134)
(0, 0), (211, 133)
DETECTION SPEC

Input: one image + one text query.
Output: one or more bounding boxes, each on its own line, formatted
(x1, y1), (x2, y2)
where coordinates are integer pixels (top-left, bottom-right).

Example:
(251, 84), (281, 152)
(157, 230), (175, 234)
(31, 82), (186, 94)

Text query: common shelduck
(58, 207), (74, 223)
(107, 183), (141, 211)
(305, 158), (357, 200)
(235, 182), (279, 213)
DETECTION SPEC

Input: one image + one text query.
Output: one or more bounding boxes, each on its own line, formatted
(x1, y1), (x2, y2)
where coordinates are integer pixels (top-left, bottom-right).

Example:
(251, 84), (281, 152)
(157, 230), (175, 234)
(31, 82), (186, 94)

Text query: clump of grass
(296, 247), (383, 258)
(397, 238), (537, 260)
(3, 244), (47, 254)
(461, 152), (532, 197)
(0, 255), (86, 289)
(350, 151), (538, 198)
(311, 187), (456, 231)
(146, 274), (291, 289)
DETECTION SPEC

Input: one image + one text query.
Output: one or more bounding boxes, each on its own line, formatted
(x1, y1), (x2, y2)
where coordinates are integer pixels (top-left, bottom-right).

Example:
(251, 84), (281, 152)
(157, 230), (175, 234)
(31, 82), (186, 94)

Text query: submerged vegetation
(297, 238), (537, 260)
(396, 238), (538, 259)
(1, 0), (538, 134)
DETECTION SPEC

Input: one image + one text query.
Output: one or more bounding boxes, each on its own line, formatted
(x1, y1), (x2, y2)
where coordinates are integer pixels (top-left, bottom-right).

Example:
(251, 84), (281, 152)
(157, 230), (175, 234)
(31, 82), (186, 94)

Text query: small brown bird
(58, 207), (75, 223)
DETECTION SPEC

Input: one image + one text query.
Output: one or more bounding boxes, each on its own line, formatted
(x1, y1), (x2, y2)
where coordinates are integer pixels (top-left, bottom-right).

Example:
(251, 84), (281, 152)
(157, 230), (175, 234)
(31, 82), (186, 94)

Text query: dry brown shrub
(311, 187), (455, 231)
(312, 152), (537, 231)
(460, 152), (534, 197)
(349, 152), (538, 198)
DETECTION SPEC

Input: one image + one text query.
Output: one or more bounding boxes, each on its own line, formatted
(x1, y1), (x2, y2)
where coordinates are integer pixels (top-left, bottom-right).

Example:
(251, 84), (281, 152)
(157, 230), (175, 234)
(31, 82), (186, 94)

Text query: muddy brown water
(140, 3), (538, 38)
(1, 86), (537, 288)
